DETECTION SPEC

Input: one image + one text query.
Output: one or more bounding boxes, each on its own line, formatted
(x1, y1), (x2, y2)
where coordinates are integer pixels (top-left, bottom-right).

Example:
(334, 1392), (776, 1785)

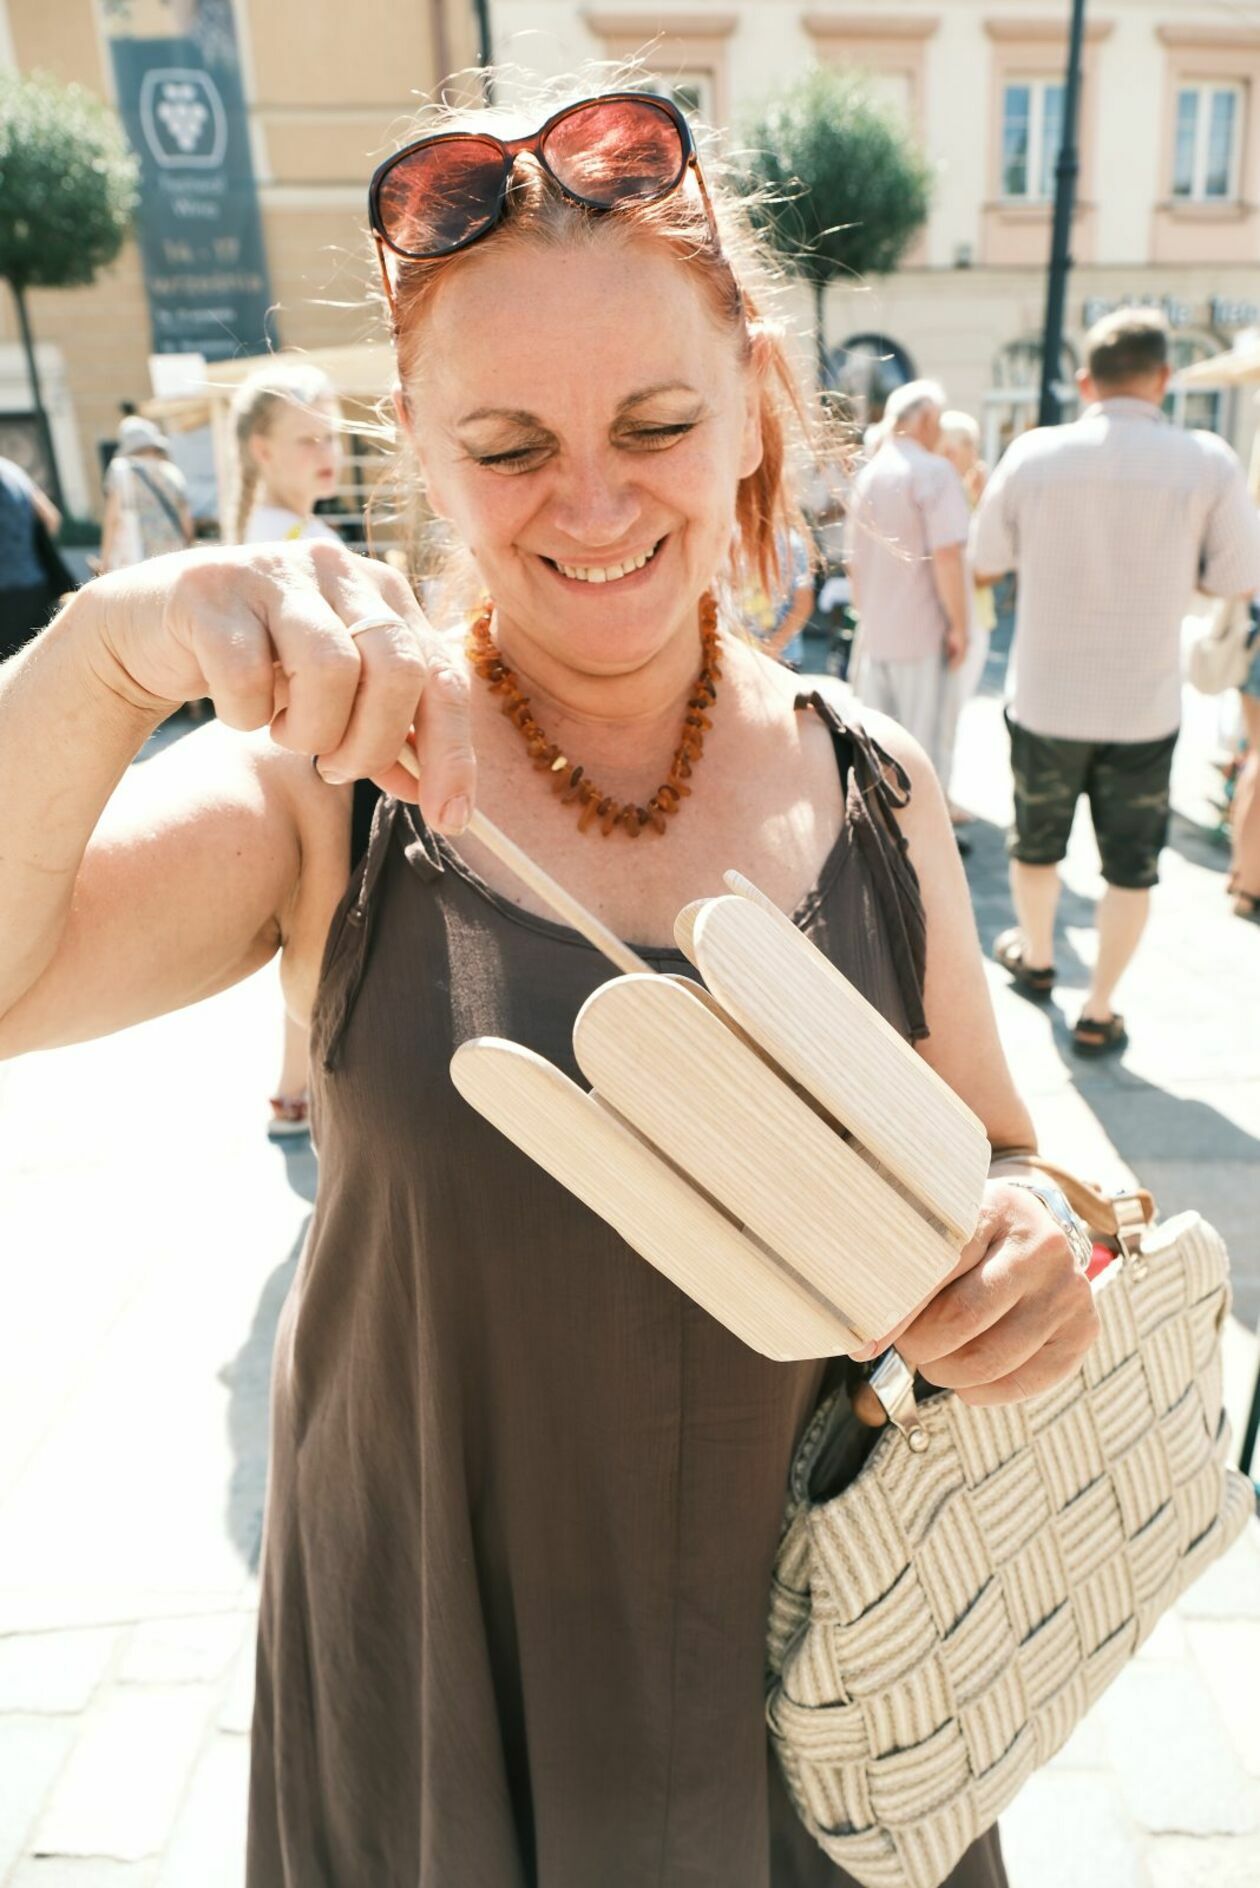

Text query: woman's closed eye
(618, 421), (699, 451)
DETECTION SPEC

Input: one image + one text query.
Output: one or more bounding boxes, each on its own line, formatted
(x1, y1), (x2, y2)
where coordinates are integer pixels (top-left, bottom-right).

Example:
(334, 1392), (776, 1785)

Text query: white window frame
(648, 71), (716, 125)
(1172, 81), (1244, 202)
(1000, 77), (1064, 202)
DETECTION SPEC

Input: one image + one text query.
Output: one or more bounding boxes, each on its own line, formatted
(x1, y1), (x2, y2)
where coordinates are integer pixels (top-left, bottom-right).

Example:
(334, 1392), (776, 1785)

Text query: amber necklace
(467, 593), (722, 838)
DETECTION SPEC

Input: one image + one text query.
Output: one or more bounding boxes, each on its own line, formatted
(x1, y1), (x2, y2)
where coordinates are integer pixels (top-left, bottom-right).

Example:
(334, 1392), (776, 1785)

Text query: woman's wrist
(62, 582), (182, 729)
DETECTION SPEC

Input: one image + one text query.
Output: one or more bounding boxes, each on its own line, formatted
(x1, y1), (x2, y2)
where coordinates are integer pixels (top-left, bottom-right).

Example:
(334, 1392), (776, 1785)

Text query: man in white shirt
(845, 380), (971, 776)
(972, 308), (1260, 1055)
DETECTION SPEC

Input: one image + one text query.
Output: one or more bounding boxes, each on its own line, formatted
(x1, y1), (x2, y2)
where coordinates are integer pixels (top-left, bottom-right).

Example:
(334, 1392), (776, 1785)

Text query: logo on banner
(139, 68), (228, 169)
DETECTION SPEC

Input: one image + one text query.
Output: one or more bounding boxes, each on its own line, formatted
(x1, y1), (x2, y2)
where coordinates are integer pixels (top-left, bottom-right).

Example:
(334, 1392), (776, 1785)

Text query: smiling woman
(0, 70), (1093, 1888)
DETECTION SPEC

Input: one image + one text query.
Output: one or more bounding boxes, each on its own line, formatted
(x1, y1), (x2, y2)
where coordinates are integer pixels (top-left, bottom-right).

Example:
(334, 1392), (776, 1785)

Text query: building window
(1172, 83), (1243, 201)
(1165, 333), (1229, 435)
(1001, 79), (1065, 200)
(648, 72), (715, 123)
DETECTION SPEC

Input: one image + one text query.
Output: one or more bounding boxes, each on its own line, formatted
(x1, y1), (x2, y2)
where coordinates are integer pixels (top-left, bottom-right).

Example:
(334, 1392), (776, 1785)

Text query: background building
(496, 0), (1260, 462)
(0, 0), (474, 522)
(3, 0), (1259, 523)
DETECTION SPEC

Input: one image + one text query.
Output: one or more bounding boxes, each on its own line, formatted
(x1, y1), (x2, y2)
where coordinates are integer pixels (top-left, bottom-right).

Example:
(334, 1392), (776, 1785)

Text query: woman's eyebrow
(616, 381), (699, 411)
(456, 406), (548, 429)
(456, 383), (701, 428)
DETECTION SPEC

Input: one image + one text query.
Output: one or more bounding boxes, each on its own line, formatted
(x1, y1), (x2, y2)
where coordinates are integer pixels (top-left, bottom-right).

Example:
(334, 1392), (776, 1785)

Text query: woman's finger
(410, 654), (477, 834)
(952, 1309), (1099, 1408)
(913, 1281), (1072, 1392)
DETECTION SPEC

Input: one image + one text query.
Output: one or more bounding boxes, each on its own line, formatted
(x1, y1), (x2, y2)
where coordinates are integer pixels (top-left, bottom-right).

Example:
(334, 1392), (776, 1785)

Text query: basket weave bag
(767, 1178), (1254, 1888)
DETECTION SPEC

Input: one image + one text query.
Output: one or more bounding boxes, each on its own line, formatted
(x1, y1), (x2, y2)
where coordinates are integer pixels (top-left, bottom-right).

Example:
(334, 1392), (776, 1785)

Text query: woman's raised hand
(852, 1180), (1100, 1419)
(87, 541), (476, 830)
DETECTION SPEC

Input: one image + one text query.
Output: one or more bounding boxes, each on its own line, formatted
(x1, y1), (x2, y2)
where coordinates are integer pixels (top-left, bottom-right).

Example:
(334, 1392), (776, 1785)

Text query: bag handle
(991, 1150), (1154, 1245)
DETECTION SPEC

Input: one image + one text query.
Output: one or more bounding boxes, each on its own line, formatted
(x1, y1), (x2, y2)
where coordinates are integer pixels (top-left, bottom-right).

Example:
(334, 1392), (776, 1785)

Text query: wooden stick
(394, 741), (651, 978)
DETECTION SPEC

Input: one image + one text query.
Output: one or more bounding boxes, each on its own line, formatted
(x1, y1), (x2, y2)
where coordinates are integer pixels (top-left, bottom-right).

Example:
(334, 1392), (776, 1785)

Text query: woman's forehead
(412, 239), (736, 412)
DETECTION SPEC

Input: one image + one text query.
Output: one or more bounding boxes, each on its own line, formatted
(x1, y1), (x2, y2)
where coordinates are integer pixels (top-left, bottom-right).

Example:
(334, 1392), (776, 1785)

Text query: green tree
(0, 70), (138, 507)
(740, 67), (932, 387)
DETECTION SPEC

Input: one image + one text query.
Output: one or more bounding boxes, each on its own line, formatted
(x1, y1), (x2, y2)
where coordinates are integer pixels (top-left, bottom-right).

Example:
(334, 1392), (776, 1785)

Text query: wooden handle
(395, 740), (651, 978)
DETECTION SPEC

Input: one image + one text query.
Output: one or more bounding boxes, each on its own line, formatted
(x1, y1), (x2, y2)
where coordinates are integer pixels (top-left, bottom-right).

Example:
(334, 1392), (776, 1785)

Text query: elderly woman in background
(0, 83), (1099, 1887)
(937, 408), (997, 825)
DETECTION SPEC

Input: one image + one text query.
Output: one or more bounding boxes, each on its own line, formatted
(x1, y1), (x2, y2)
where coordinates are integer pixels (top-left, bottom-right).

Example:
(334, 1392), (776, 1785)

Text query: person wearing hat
(100, 416), (194, 573)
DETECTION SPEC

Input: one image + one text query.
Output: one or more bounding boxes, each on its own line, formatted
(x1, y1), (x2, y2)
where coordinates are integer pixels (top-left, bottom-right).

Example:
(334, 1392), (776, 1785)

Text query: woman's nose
(547, 458), (641, 548)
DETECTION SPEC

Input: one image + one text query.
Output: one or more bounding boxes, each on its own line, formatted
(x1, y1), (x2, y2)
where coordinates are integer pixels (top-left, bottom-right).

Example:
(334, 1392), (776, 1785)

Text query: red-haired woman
(0, 85), (1096, 1887)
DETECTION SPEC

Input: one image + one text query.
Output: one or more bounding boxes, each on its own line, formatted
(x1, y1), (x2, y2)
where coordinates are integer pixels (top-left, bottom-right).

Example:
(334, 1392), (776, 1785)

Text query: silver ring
(345, 612), (406, 639)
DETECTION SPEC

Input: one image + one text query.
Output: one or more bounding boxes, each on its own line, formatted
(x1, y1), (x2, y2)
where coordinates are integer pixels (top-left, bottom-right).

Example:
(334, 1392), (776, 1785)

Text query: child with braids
(228, 363), (344, 1136)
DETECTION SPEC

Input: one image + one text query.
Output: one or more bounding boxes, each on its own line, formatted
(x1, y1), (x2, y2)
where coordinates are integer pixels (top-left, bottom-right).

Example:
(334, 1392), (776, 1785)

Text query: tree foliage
(739, 66), (932, 288)
(0, 69), (138, 293)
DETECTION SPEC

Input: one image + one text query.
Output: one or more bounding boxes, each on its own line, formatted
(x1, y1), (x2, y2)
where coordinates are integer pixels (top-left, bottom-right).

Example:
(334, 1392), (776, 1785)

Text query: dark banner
(108, 1), (274, 360)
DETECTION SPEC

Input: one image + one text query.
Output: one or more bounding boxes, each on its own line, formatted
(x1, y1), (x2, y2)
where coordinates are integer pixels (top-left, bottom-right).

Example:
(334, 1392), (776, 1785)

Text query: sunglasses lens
(542, 97), (686, 207)
(377, 139), (506, 257)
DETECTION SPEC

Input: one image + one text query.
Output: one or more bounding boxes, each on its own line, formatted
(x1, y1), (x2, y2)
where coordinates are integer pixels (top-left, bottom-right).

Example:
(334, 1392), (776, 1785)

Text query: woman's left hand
(853, 1180), (1101, 1419)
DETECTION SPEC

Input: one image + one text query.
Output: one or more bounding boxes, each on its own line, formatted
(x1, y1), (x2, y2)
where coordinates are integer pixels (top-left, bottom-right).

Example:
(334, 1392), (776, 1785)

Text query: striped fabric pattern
(766, 1211), (1253, 1888)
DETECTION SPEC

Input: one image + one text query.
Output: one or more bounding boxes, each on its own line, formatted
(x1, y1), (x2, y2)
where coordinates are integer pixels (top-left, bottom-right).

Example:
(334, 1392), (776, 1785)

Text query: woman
(0, 87), (1097, 1887)
(99, 415), (194, 571)
(227, 361), (345, 1137)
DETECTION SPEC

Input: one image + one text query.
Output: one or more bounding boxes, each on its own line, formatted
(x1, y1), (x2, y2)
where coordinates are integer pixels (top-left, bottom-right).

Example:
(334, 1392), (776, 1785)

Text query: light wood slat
(450, 1038), (860, 1360)
(572, 977), (960, 1340)
(694, 893), (990, 1246)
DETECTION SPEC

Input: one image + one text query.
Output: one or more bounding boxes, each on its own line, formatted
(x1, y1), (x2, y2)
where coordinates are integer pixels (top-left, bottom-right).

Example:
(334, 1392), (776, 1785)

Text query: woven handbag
(766, 1176), (1254, 1888)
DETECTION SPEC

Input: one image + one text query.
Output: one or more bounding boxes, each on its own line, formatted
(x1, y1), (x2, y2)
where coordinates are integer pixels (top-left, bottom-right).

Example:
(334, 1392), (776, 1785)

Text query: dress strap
(321, 788), (402, 1070)
(796, 689), (929, 1042)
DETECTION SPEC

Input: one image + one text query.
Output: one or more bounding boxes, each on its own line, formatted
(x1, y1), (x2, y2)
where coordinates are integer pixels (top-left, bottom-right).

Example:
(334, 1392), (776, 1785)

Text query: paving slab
(0, 1632), (118, 1716)
(29, 1686), (215, 1864)
(153, 1733), (249, 1888)
(0, 1720), (76, 1881)
(999, 1770), (1150, 1888)
(1097, 1659), (1260, 1836)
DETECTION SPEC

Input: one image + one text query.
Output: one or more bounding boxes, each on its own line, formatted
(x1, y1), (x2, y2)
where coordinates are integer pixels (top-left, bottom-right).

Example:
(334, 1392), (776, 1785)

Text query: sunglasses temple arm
(373, 232), (399, 330)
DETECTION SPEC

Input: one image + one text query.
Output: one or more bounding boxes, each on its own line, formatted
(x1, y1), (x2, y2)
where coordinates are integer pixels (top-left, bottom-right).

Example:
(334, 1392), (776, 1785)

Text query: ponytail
(232, 456), (261, 546)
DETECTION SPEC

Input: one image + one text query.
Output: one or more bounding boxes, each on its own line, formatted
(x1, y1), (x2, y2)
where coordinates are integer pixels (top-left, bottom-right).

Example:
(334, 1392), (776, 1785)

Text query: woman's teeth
(553, 544), (658, 584)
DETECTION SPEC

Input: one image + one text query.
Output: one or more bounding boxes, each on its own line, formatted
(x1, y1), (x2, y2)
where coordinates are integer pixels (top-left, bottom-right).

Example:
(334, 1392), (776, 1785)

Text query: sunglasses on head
(368, 91), (718, 310)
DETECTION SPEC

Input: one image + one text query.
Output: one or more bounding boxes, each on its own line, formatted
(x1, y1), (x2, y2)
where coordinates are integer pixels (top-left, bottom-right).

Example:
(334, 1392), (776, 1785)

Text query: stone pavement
(0, 654), (1257, 1887)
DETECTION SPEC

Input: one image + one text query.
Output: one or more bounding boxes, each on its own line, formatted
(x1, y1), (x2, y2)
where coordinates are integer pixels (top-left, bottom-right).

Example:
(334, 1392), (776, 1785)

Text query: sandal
(993, 928), (1055, 998)
(1232, 890), (1260, 924)
(1072, 1013), (1129, 1057)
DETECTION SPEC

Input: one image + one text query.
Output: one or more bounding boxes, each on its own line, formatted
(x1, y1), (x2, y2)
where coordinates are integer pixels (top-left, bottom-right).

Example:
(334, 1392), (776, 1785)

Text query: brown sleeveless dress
(246, 698), (1008, 1888)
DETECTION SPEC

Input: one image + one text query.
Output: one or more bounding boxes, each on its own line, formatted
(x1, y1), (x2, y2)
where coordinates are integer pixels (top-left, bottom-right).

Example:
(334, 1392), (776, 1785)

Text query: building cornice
(983, 18), (1114, 43)
(802, 13), (938, 40)
(582, 11), (739, 38)
(1157, 25), (1260, 51)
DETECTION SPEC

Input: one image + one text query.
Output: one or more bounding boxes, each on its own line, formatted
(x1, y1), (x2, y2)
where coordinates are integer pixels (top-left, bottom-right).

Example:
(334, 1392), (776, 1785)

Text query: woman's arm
(826, 703), (1097, 1406)
(0, 544), (474, 1058)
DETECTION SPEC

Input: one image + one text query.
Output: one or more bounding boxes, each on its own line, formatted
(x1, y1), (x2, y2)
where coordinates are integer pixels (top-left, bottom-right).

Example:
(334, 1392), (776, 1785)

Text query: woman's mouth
(541, 538), (665, 586)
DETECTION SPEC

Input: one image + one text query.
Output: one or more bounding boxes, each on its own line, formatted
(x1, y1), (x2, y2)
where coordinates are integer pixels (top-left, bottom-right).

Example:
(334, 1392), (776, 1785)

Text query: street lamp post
(1038, 0), (1088, 426)
(472, 0), (495, 102)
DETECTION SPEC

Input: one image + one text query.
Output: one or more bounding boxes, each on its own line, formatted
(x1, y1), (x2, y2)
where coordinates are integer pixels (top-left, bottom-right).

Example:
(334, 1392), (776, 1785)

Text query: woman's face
(406, 237), (762, 675)
(251, 395), (342, 514)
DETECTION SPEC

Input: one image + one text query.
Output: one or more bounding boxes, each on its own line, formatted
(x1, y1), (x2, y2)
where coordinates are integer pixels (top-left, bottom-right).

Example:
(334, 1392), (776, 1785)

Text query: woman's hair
(227, 360), (337, 544)
(378, 73), (837, 601)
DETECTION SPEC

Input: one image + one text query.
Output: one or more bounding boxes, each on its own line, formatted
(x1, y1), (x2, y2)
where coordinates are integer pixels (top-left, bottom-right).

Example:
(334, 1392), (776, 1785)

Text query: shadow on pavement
(1165, 807), (1231, 879)
(1047, 1049), (1260, 1326)
(219, 1217), (307, 1573)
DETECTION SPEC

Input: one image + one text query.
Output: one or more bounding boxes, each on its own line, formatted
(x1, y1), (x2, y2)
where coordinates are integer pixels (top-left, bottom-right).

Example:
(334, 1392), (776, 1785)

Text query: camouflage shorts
(1005, 713), (1177, 890)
